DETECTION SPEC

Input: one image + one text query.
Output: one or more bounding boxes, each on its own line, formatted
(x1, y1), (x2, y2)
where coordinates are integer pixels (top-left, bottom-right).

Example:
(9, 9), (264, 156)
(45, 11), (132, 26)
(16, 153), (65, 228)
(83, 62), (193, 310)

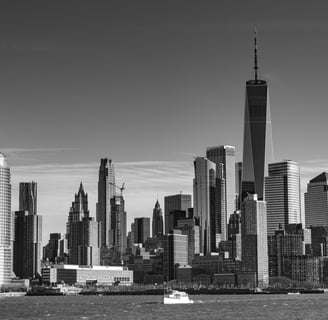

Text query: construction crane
(109, 182), (125, 196)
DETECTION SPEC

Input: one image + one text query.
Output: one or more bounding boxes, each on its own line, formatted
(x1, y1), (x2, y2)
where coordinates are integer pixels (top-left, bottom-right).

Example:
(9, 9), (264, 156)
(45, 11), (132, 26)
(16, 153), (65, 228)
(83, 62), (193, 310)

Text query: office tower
(193, 157), (216, 254)
(310, 226), (328, 257)
(265, 160), (301, 235)
(110, 195), (127, 255)
(152, 200), (163, 237)
(78, 217), (101, 266)
(176, 217), (200, 264)
(207, 145), (236, 220)
(134, 217), (150, 244)
(241, 31), (274, 201)
(14, 181), (42, 279)
(163, 230), (188, 281)
(19, 181), (37, 215)
(164, 194), (191, 234)
(0, 154), (11, 286)
(235, 162), (242, 209)
(66, 183), (100, 265)
(268, 226), (305, 278)
(97, 158), (115, 247)
(241, 194), (268, 288)
(43, 233), (64, 263)
(305, 172), (328, 228)
(215, 163), (227, 241)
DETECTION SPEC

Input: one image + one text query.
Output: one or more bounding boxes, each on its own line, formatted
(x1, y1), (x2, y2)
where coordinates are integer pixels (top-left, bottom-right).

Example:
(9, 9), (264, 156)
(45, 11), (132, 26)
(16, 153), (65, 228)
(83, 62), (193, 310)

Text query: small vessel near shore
(163, 290), (194, 304)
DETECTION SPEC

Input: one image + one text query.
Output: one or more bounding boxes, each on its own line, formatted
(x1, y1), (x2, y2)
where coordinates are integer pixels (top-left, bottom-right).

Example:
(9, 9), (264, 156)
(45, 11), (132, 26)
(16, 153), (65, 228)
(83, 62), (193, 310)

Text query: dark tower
(152, 200), (163, 237)
(241, 29), (274, 201)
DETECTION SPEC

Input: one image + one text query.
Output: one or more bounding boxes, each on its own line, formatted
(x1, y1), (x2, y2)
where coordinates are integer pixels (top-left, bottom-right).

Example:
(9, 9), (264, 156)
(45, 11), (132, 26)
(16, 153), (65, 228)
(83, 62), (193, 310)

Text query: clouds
(10, 160), (194, 244)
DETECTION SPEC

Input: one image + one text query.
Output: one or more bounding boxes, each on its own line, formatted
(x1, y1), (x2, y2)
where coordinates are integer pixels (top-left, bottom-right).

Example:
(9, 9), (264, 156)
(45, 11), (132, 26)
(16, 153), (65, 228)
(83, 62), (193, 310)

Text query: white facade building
(0, 154), (11, 286)
(42, 264), (133, 286)
(265, 160), (301, 235)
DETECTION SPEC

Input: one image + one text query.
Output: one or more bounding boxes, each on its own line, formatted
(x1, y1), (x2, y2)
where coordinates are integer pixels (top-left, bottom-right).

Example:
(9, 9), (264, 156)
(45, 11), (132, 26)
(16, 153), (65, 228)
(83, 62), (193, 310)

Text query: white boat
(163, 290), (194, 304)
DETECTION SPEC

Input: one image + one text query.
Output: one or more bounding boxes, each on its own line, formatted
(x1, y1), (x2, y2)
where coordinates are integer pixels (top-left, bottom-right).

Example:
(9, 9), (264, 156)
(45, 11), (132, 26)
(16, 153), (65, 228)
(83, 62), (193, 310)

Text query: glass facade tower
(241, 32), (274, 201)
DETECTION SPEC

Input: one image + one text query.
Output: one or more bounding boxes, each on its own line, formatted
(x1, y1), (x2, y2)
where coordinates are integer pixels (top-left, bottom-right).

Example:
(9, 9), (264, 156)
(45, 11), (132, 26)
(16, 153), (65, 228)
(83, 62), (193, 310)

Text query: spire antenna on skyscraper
(254, 27), (259, 82)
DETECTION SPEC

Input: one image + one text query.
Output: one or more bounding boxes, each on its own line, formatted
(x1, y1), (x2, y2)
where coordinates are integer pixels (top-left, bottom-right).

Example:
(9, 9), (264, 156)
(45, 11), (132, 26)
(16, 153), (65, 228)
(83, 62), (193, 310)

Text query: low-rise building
(42, 264), (133, 286)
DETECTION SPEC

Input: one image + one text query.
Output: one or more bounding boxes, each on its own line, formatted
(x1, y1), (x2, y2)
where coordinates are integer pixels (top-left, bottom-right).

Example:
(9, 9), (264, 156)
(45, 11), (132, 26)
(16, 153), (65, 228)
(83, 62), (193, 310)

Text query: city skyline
(2, 1), (328, 241)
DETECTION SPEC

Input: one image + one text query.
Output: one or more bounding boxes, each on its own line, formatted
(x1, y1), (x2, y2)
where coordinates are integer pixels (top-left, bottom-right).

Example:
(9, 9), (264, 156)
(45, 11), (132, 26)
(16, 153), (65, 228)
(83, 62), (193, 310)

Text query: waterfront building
(42, 264), (133, 286)
(310, 226), (328, 257)
(207, 145), (236, 240)
(152, 200), (163, 237)
(163, 230), (188, 281)
(267, 227), (304, 278)
(241, 31), (274, 201)
(193, 157), (217, 254)
(134, 217), (150, 244)
(241, 194), (268, 288)
(0, 154), (11, 286)
(164, 194), (191, 234)
(305, 172), (328, 228)
(13, 181), (42, 279)
(97, 158), (116, 247)
(265, 160), (301, 235)
(14, 212), (42, 278)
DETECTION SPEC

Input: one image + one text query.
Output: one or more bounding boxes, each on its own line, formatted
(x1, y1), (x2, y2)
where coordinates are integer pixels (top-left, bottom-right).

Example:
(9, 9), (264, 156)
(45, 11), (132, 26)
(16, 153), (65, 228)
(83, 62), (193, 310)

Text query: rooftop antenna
(254, 27), (259, 83)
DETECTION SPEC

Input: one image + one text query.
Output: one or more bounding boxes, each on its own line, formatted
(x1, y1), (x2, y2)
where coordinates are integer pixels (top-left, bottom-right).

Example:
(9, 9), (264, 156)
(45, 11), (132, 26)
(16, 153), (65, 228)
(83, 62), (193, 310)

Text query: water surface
(1, 294), (326, 319)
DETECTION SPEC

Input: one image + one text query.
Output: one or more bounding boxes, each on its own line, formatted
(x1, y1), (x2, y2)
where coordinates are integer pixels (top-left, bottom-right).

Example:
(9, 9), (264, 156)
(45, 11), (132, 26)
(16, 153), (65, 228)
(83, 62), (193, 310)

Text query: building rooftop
(310, 172), (328, 184)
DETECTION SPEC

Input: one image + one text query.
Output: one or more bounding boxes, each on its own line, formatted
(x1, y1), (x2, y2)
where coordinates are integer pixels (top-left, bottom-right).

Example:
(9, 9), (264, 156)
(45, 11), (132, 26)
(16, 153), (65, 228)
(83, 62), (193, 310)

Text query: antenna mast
(254, 28), (259, 82)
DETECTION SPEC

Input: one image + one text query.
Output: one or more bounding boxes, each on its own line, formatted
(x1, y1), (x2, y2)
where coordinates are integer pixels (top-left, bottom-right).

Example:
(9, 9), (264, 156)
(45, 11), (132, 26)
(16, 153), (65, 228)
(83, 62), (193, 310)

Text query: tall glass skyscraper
(193, 157), (216, 255)
(265, 160), (301, 235)
(207, 145), (236, 241)
(305, 172), (328, 228)
(97, 158), (116, 247)
(241, 31), (274, 201)
(0, 154), (11, 286)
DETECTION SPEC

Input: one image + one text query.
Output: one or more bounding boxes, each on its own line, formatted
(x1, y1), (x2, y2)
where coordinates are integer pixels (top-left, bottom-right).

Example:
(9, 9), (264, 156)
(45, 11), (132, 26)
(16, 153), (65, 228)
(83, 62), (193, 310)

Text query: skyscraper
(66, 183), (100, 265)
(193, 157), (216, 254)
(235, 162), (242, 209)
(0, 154), (11, 286)
(305, 172), (328, 228)
(265, 160), (301, 235)
(110, 195), (127, 256)
(152, 200), (163, 237)
(241, 30), (274, 201)
(206, 145), (236, 219)
(134, 217), (150, 244)
(19, 181), (37, 215)
(164, 194), (191, 234)
(97, 158), (115, 247)
(241, 194), (269, 288)
(163, 230), (188, 281)
(14, 181), (42, 279)
(215, 163), (227, 241)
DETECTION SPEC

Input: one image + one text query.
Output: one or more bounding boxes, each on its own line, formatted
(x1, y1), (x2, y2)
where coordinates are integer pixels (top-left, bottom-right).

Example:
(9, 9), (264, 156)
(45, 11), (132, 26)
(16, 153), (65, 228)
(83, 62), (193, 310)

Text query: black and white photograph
(1, 1), (328, 319)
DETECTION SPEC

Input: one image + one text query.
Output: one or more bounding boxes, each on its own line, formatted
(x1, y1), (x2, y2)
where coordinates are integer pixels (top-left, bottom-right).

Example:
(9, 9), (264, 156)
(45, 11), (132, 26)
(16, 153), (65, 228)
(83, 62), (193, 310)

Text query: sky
(1, 1), (328, 244)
